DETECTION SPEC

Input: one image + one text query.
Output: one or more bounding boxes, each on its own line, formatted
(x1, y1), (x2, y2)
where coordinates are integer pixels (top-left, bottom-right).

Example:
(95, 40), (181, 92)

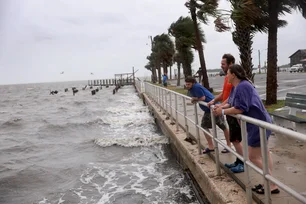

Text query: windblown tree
(168, 16), (204, 80)
(173, 52), (183, 86)
(185, 0), (219, 90)
(151, 34), (175, 84)
(213, 0), (267, 80)
(265, 0), (306, 104)
(145, 52), (158, 83)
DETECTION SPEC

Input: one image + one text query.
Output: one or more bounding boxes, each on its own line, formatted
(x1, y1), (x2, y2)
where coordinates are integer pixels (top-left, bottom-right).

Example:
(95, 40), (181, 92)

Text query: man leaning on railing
(184, 76), (231, 154)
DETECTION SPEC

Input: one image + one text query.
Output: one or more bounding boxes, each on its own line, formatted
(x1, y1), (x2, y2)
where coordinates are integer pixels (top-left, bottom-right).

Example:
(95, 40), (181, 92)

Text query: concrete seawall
(135, 85), (251, 204)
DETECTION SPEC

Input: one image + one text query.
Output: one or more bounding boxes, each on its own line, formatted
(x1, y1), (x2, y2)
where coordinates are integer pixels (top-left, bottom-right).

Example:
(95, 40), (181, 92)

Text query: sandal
(203, 147), (214, 154)
(221, 148), (230, 153)
(252, 184), (263, 191)
(256, 188), (280, 194)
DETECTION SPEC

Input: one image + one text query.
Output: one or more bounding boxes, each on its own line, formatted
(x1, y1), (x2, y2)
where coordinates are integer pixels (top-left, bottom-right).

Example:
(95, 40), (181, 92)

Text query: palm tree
(266, 0), (306, 104)
(145, 52), (158, 83)
(168, 16), (203, 79)
(185, 0), (218, 90)
(213, 0), (266, 80)
(173, 52), (182, 86)
(151, 34), (175, 84)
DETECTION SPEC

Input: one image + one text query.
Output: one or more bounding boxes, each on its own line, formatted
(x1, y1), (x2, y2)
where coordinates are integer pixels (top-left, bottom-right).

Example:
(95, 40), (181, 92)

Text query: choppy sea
(0, 81), (200, 204)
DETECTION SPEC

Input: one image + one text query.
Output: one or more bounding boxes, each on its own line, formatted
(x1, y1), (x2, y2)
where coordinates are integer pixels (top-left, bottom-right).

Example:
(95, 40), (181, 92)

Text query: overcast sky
(0, 0), (305, 85)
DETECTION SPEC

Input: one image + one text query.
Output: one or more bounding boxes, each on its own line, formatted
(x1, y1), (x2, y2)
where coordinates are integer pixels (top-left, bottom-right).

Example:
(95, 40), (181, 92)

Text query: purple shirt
(228, 80), (272, 147)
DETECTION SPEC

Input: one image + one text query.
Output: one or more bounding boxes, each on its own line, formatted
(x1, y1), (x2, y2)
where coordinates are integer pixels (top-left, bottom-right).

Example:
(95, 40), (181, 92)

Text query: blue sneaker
(230, 163), (244, 173)
(225, 162), (237, 168)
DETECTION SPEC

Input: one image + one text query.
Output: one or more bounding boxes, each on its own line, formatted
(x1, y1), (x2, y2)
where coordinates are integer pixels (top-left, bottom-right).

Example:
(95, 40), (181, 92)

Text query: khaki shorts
(201, 112), (227, 130)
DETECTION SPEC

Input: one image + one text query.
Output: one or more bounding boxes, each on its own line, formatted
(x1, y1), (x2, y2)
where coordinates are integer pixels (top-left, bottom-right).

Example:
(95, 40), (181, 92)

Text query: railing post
(169, 92), (173, 123)
(154, 86), (157, 103)
(260, 127), (271, 204)
(164, 89), (167, 115)
(210, 108), (221, 175)
(241, 120), (252, 204)
(194, 104), (201, 155)
(161, 88), (165, 111)
(143, 83), (146, 93)
(175, 94), (179, 131)
(159, 87), (162, 111)
(183, 97), (189, 138)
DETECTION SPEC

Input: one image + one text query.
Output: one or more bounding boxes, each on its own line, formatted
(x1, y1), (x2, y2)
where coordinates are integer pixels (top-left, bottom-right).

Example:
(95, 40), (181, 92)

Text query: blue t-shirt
(228, 80), (272, 146)
(162, 75), (168, 83)
(188, 83), (214, 112)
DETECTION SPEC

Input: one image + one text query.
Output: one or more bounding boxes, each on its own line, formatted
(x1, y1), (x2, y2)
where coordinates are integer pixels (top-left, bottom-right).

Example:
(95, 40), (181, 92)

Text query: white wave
(37, 146), (198, 204)
(38, 198), (51, 204)
(94, 135), (169, 147)
(73, 187), (87, 200)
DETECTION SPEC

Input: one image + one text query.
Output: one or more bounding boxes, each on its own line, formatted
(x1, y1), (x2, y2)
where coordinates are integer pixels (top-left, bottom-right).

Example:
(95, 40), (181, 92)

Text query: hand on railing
(207, 99), (215, 107)
(213, 106), (223, 116)
(191, 97), (198, 104)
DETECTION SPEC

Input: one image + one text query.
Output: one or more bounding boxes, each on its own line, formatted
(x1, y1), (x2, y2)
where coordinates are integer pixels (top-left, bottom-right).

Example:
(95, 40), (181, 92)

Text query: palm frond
(196, 0), (220, 24)
(214, 15), (231, 32)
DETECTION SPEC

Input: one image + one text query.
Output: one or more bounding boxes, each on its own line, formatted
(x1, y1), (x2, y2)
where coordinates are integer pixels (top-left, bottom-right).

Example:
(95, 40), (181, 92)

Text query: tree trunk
(182, 49), (192, 77)
(177, 62), (181, 86)
(169, 65), (172, 79)
(152, 67), (157, 83)
(190, 0), (210, 89)
(162, 62), (168, 74)
(157, 65), (162, 84)
(233, 24), (253, 79)
(266, 0), (278, 105)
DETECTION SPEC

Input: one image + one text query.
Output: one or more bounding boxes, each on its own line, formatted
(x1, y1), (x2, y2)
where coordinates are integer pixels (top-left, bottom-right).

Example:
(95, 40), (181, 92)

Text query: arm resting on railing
(214, 106), (243, 116)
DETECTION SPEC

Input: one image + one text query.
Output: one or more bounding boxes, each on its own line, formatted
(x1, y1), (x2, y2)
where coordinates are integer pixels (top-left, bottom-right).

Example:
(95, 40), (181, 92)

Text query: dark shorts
(201, 112), (227, 131)
(247, 126), (271, 147)
(163, 82), (167, 87)
(226, 115), (242, 143)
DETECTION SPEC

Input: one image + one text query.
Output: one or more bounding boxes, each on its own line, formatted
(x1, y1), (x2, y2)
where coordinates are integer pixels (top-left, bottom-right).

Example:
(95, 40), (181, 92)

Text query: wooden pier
(88, 68), (137, 87)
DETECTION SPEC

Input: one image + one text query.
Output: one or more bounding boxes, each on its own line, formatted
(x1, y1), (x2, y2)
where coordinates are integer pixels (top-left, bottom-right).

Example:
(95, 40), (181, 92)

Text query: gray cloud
(0, 0), (305, 85)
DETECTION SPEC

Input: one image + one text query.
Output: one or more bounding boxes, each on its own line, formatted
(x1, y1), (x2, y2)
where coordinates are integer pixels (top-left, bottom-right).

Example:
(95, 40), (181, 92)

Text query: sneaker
(230, 163), (244, 173)
(225, 162), (237, 168)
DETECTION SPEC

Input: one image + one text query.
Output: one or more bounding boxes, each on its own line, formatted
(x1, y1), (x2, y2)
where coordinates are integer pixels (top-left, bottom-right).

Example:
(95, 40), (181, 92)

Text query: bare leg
(232, 141), (243, 156)
(248, 146), (278, 190)
(223, 128), (231, 147)
(203, 128), (214, 150)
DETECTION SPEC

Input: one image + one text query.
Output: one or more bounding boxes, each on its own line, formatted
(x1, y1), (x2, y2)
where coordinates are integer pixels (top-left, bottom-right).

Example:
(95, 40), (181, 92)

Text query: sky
(0, 0), (305, 85)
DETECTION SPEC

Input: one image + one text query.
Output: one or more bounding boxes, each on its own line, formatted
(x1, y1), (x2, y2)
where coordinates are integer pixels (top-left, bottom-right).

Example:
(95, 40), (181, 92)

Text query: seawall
(135, 85), (251, 204)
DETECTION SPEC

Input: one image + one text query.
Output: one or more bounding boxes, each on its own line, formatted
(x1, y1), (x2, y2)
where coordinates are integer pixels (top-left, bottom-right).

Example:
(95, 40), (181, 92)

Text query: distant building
(289, 49), (306, 66)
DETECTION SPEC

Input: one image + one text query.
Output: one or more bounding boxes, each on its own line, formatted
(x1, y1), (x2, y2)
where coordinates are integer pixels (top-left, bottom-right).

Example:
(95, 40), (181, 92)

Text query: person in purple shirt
(213, 64), (279, 194)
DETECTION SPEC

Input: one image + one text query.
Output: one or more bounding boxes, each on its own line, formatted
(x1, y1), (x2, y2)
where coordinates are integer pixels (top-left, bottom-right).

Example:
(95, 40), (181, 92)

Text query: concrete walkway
(152, 94), (306, 204)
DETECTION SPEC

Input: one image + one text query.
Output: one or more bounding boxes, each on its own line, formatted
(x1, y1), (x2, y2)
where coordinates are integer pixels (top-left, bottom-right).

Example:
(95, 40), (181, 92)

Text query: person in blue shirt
(185, 76), (230, 154)
(162, 72), (168, 87)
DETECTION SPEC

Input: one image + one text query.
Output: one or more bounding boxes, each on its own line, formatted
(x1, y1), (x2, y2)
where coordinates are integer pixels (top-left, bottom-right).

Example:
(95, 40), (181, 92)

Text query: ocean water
(0, 81), (200, 204)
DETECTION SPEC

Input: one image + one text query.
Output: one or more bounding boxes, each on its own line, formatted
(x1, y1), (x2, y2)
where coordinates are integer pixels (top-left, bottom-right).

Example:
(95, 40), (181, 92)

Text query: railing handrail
(142, 82), (306, 142)
(137, 81), (306, 204)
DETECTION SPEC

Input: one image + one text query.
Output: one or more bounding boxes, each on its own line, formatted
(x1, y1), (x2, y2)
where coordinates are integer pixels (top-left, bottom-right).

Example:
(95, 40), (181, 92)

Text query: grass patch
(263, 100), (285, 113)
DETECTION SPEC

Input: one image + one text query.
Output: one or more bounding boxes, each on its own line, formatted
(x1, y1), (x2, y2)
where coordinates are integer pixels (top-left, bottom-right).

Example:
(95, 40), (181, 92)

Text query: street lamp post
(258, 49), (261, 74)
(258, 48), (267, 74)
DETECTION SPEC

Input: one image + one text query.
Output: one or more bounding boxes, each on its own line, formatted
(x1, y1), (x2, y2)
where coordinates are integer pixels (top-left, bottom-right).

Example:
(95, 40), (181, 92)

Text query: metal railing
(135, 81), (306, 204)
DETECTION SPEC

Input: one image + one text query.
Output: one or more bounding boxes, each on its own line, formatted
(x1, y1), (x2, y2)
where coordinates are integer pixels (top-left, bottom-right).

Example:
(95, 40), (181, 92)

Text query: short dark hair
(185, 76), (196, 83)
(222, 54), (235, 65)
